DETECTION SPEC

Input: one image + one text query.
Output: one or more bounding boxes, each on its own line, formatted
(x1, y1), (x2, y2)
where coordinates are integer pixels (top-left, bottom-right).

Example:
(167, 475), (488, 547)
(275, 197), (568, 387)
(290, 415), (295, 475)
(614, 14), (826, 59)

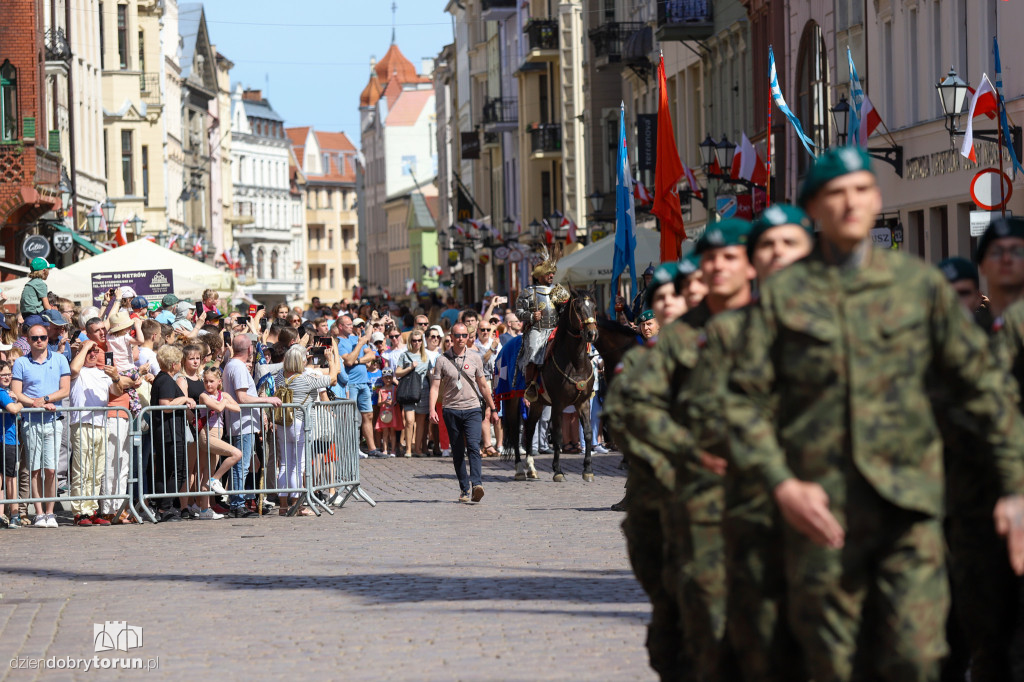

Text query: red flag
(166, 234), (178, 250)
(561, 214), (577, 244)
(857, 95), (884, 146)
(543, 220), (554, 245)
(730, 133), (768, 187)
(682, 164), (702, 199)
(633, 177), (652, 204)
(114, 219), (129, 247)
(650, 53), (686, 262)
(193, 236), (203, 256)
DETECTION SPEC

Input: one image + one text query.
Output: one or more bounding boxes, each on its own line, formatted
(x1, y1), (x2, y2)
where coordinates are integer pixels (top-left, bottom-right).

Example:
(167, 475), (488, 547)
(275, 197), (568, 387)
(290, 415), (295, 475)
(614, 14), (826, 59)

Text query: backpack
(272, 374), (298, 426)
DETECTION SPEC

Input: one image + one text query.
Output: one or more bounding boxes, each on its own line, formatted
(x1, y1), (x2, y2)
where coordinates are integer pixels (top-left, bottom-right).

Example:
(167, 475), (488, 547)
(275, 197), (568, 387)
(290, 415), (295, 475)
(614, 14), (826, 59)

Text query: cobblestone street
(0, 450), (653, 680)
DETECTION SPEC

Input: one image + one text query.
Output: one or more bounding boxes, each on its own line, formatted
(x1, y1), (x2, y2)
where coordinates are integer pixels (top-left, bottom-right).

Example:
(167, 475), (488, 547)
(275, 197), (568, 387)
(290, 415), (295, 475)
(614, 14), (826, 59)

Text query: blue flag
(769, 46), (816, 158)
(609, 103), (638, 318)
(994, 37), (1024, 178)
(847, 47), (865, 146)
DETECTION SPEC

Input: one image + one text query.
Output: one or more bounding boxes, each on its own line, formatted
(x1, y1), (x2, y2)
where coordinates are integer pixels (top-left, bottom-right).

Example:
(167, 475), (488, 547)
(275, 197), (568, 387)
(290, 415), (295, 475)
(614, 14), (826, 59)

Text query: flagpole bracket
(962, 126), (1023, 165)
(681, 188), (708, 210)
(866, 144), (904, 178)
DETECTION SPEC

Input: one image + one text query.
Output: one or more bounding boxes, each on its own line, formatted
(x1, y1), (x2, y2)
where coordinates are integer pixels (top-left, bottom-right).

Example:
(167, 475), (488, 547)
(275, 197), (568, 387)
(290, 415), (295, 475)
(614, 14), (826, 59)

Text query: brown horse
(504, 288), (599, 482)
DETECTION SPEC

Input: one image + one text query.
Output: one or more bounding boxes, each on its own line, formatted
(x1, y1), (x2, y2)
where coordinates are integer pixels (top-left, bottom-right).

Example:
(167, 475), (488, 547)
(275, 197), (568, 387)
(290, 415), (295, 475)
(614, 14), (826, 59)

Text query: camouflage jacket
(619, 302), (721, 520)
(604, 343), (675, 493)
(724, 246), (1024, 517)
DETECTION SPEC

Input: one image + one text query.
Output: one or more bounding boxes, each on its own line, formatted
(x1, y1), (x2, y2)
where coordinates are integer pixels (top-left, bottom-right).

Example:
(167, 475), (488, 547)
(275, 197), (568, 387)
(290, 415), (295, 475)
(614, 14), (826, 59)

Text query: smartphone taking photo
(104, 351), (114, 366)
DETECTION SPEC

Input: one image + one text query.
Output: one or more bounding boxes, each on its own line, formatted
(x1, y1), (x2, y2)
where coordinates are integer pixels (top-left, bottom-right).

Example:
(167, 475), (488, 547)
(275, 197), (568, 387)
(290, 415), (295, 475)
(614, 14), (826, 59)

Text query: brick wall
(0, 0), (44, 212)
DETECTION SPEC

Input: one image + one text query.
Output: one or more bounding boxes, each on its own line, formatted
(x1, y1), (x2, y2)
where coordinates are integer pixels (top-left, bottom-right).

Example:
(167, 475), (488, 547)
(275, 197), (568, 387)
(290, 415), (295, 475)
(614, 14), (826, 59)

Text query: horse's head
(572, 291), (599, 344)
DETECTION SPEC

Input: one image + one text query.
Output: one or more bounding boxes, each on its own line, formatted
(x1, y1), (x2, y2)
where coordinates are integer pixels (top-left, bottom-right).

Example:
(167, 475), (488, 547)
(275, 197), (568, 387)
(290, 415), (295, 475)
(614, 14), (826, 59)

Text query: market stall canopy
(555, 226), (664, 284)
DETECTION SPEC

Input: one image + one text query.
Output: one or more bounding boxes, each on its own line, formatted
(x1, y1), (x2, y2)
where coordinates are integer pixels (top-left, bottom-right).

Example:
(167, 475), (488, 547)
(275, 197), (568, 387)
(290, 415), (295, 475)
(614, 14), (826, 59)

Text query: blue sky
(203, 1), (451, 140)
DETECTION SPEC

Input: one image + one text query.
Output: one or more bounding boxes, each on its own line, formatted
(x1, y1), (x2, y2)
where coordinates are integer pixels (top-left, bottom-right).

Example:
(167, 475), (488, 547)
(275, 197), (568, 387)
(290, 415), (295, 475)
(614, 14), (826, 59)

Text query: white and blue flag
(769, 45), (816, 158)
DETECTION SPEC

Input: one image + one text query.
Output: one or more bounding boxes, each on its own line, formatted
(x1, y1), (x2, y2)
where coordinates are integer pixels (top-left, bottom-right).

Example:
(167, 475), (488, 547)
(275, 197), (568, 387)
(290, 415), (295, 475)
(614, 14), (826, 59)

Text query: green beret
(748, 204), (813, 258)
(645, 262), (680, 305)
(797, 146), (875, 207)
(975, 216), (1024, 263)
(637, 309), (655, 322)
(937, 257), (979, 284)
(695, 218), (752, 255)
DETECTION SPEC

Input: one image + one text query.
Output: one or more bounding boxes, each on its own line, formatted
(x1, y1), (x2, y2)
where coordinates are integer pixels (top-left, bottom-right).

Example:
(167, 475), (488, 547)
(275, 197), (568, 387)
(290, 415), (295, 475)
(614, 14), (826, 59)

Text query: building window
(0, 61), (17, 141)
(99, 3), (105, 69)
(796, 22), (830, 177)
(328, 228), (334, 250)
(139, 30), (145, 73)
(141, 145), (149, 205)
(117, 5), (128, 70)
(329, 268), (335, 289)
(270, 250), (278, 279)
(256, 247), (265, 279)
(121, 129), (134, 195)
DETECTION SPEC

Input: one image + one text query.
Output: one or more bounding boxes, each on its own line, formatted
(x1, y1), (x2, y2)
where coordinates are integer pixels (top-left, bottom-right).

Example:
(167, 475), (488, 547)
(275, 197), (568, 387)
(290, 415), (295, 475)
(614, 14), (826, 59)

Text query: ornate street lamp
(830, 95), (850, 147)
(587, 190), (604, 215)
(936, 66), (970, 131)
(86, 205), (102, 234)
(715, 135), (736, 176)
(100, 198), (116, 226)
(502, 215), (516, 241)
(698, 133), (717, 171)
(528, 219), (541, 239)
(129, 214), (145, 238)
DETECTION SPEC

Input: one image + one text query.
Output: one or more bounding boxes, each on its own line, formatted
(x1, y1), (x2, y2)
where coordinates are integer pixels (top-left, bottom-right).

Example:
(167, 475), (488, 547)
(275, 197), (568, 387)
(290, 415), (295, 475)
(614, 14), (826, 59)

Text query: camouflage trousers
(662, 502), (731, 682)
(622, 467), (687, 680)
(946, 516), (1024, 682)
(785, 474), (948, 682)
(723, 515), (802, 682)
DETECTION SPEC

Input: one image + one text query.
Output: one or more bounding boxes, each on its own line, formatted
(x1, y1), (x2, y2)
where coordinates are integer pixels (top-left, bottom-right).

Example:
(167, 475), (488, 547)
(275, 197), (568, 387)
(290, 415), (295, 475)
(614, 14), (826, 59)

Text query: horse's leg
(525, 403), (540, 479)
(519, 401), (537, 482)
(579, 399), (594, 482)
(551, 394), (565, 482)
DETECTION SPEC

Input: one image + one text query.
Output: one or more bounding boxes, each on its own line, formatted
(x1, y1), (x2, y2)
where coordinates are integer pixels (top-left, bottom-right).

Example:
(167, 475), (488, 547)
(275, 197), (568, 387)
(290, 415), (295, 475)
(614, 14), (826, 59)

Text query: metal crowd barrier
(0, 406), (138, 525)
(0, 400), (370, 525)
(307, 399), (376, 510)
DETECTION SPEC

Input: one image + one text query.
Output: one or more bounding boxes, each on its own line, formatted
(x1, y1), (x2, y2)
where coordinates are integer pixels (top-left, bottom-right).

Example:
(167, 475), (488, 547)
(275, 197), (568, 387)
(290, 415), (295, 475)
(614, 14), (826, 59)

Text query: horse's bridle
(565, 296), (596, 338)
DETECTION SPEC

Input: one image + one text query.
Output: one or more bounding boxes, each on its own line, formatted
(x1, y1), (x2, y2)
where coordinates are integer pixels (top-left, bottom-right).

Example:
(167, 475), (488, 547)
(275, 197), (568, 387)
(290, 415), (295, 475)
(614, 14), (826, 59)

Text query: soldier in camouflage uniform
(939, 218), (1024, 682)
(688, 203), (813, 682)
(722, 147), (1024, 682)
(618, 219), (755, 682)
(604, 266), (690, 680)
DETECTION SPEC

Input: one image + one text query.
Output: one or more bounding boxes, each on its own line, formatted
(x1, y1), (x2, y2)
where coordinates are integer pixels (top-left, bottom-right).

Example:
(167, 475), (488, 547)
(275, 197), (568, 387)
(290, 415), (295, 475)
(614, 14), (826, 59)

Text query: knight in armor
(629, 263), (657, 322)
(516, 253), (569, 403)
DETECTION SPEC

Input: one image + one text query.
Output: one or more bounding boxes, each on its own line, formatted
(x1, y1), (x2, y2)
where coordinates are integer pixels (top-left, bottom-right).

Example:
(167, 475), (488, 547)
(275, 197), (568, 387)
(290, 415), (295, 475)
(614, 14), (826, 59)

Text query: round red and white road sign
(970, 168), (1013, 211)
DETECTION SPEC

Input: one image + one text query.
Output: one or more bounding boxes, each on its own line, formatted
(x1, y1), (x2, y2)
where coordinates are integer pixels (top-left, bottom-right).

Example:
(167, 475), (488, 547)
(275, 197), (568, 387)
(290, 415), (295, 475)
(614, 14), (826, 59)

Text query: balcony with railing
(529, 123), (562, 158)
(35, 147), (61, 187)
(656, 0), (713, 42)
(482, 97), (518, 131)
(139, 73), (161, 106)
(524, 20), (559, 62)
(481, 0), (515, 20)
(44, 28), (72, 66)
(588, 22), (646, 69)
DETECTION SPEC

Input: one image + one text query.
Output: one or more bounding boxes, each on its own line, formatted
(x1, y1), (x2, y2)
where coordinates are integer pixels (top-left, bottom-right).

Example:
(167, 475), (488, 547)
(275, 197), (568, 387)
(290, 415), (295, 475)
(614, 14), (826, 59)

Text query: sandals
(482, 446), (499, 457)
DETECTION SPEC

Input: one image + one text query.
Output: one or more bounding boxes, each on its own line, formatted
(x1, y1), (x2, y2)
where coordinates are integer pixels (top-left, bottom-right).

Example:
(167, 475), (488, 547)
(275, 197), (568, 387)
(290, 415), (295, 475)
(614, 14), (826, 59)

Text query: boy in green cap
(20, 258), (56, 317)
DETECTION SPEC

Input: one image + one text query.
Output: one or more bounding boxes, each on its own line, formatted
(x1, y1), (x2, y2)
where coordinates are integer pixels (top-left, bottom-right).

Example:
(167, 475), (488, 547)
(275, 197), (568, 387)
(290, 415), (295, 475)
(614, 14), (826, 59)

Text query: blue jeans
(443, 407), (483, 495)
(228, 433), (255, 508)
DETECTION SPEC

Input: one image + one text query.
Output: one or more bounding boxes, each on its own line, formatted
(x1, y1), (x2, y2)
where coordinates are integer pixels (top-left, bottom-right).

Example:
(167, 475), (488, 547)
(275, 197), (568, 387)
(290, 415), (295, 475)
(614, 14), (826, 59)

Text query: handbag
(396, 355), (422, 406)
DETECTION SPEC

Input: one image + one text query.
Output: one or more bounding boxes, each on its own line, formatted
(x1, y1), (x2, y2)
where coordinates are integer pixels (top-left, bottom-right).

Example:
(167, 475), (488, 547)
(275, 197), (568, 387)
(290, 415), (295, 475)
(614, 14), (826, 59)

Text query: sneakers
(74, 514), (94, 526)
(90, 513), (111, 526)
(441, 449), (452, 458)
(158, 509), (181, 523)
(197, 507), (223, 520)
(33, 514), (48, 527)
(593, 444), (610, 454)
(229, 506), (258, 518)
(0, 514), (7, 529)
(358, 451), (369, 459)
(8, 515), (20, 529)
(179, 507), (193, 520)
(458, 493), (471, 503)
(188, 503), (201, 517)
(46, 514), (58, 528)
(471, 485), (485, 503)
(208, 477), (228, 495)
(368, 450), (386, 458)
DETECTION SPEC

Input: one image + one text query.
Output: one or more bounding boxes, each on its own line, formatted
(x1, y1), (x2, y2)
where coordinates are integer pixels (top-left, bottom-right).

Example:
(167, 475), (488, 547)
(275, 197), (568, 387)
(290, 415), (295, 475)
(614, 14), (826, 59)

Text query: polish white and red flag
(114, 219), (129, 247)
(192, 236), (203, 256)
(560, 214), (578, 244)
(166, 234), (178, 250)
(682, 163), (703, 199)
(961, 74), (1001, 163)
(543, 219), (554, 245)
(730, 133), (769, 186)
(633, 177), (653, 204)
(855, 95), (884, 147)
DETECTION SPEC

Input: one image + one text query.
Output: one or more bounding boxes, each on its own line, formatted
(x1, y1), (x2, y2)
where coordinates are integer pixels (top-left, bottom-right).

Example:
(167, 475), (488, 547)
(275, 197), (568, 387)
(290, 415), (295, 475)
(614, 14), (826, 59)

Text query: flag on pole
(730, 133), (769, 186)
(847, 47), (864, 146)
(609, 102), (638, 317)
(857, 95), (883, 145)
(560, 214), (578, 244)
(769, 45), (816, 158)
(543, 219), (554, 245)
(994, 37), (1024, 177)
(114, 219), (129, 247)
(634, 176), (652, 204)
(682, 163), (703, 199)
(961, 74), (1000, 163)
(651, 53), (686, 262)
(192, 236), (203, 256)
(166, 234), (178, 250)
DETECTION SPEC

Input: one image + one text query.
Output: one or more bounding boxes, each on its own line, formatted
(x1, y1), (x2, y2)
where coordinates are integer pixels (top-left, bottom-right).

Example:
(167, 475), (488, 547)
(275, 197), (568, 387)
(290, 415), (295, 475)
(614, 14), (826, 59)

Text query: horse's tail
(500, 396), (521, 462)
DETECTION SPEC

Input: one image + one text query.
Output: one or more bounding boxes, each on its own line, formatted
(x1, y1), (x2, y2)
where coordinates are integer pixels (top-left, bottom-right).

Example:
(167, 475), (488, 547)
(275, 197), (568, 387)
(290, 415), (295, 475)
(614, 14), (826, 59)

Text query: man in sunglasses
(11, 323), (71, 528)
